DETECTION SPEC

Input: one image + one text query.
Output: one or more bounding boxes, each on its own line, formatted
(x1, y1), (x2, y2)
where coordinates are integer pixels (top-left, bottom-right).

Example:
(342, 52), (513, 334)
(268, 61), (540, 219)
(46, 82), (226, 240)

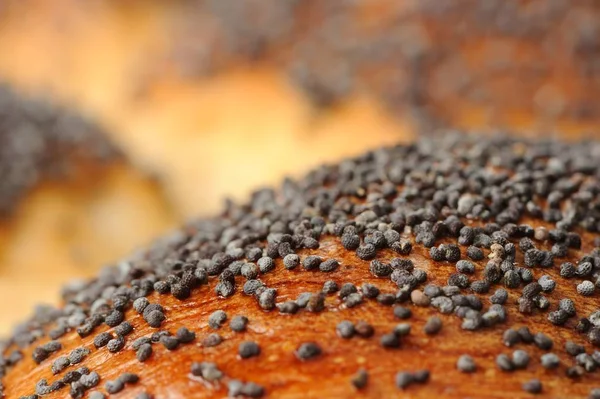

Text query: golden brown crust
(4, 227), (600, 399)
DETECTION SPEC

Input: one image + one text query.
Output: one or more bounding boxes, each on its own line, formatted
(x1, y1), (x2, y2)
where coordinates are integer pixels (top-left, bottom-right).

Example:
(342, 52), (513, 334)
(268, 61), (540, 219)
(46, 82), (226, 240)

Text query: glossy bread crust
(4, 136), (600, 398)
(3, 231), (600, 399)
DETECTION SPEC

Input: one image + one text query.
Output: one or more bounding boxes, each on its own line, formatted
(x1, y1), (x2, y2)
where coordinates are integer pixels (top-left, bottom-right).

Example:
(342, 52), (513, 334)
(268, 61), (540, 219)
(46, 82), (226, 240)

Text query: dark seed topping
(136, 343), (152, 362)
(239, 341), (261, 359)
(351, 369), (368, 389)
(208, 310), (228, 329)
(93, 332), (112, 349)
(423, 316), (442, 335)
(295, 342), (322, 361)
(522, 379), (542, 394)
(457, 355), (476, 373)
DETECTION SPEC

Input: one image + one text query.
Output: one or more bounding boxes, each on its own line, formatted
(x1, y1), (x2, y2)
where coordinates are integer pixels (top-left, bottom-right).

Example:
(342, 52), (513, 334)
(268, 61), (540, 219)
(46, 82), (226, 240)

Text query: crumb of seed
(51, 356), (70, 375)
(136, 393), (152, 399)
(80, 371), (100, 389)
(107, 336), (125, 353)
(277, 301), (300, 314)
(351, 369), (368, 389)
(393, 306), (412, 319)
(496, 354), (514, 371)
(257, 257), (275, 273)
(62, 370), (83, 383)
(522, 379), (542, 394)
(534, 332), (553, 350)
(395, 372), (413, 389)
(295, 342), (322, 360)
(577, 262), (593, 277)
(512, 350), (530, 369)
(355, 321), (375, 338)
(239, 341), (261, 359)
(283, 254), (300, 270)
(322, 280), (339, 294)
(393, 323), (411, 337)
(93, 332), (113, 348)
(105, 380), (125, 394)
(307, 292), (327, 312)
(467, 246), (484, 261)
(176, 327), (196, 343)
(560, 262), (576, 278)
(114, 321), (134, 337)
(336, 321), (355, 339)
(444, 244), (461, 262)
(132, 337), (151, 350)
(136, 343), (152, 362)
(548, 310), (569, 325)
(360, 283), (380, 298)
(517, 326), (534, 343)
(370, 260), (392, 277)
(414, 369), (430, 384)
(68, 347), (91, 364)
(202, 333), (223, 347)
(191, 362), (223, 381)
(208, 310), (228, 329)
(423, 316), (442, 335)
(240, 382), (265, 398)
(104, 310), (125, 327)
(89, 392), (106, 399)
(490, 288), (508, 305)
(133, 297), (149, 314)
(341, 234), (361, 250)
(502, 329), (520, 347)
(457, 355), (476, 373)
(302, 255), (322, 270)
(228, 315), (248, 332)
(356, 244), (377, 260)
(577, 280), (595, 296)
(160, 335), (180, 350)
(256, 288), (276, 310)
(410, 290), (430, 307)
(429, 247), (445, 262)
(338, 283), (358, 299)
(558, 298), (576, 316)
(566, 365), (585, 379)
(380, 333), (401, 348)
(540, 353), (560, 369)
(118, 372), (140, 385)
(144, 309), (166, 328)
(344, 292), (363, 308)
(320, 259), (339, 272)
(151, 330), (170, 343)
(565, 341), (585, 356)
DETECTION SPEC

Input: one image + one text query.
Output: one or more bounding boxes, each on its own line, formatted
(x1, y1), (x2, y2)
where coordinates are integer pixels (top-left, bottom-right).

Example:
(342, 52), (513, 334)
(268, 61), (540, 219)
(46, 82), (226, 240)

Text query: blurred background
(0, 0), (600, 332)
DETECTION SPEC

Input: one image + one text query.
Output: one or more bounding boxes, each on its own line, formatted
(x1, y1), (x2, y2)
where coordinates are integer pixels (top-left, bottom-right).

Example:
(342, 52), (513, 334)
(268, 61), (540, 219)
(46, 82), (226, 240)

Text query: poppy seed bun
(3, 134), (600, 398)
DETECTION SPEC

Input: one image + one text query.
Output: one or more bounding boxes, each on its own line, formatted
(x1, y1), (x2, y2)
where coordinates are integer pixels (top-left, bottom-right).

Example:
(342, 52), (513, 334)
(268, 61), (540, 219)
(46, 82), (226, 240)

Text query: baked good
(3, 134), (600, 398)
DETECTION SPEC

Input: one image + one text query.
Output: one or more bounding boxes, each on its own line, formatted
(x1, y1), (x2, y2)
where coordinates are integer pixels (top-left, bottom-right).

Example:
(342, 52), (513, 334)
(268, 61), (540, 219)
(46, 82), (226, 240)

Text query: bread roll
(3, 135), (600, 398)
